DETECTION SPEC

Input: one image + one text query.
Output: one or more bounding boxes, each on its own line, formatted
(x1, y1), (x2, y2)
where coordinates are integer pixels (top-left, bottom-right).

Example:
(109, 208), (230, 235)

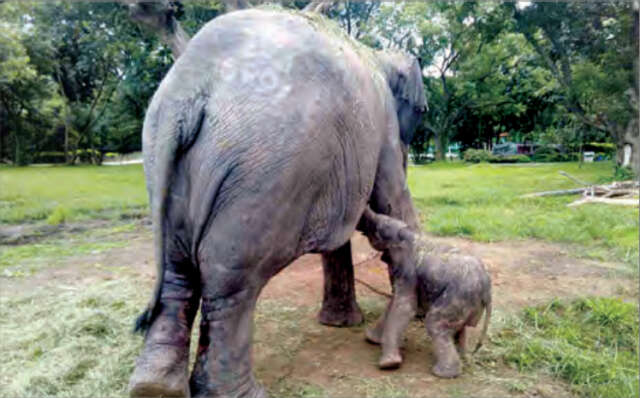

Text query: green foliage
(408, 161), (639, 266)
(496, 297), (639, 397)
(463, 149), (492, 163)
(489, 154), (531, 163)
(0, 21), (60, 165)
(510, 1), (637, 172)
(464, 150), (531, 163)
(0, 1), (172, 165)
(613, 166), (635, 181)
(46, 205), (70, 225)
(586, 142), (616, 154)
(0, 0), (636, 171)
(530, 147), (574, 162)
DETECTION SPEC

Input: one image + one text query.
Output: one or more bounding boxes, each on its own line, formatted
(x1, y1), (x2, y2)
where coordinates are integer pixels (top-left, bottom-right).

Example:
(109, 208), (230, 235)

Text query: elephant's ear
(378, 51), (428, 145)
(400, 58), (427, 113)
(395, 58), (427, 145)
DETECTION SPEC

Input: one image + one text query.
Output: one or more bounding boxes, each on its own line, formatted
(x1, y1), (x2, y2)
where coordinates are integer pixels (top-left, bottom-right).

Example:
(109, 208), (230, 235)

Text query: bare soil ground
(1, 222), (636, 397)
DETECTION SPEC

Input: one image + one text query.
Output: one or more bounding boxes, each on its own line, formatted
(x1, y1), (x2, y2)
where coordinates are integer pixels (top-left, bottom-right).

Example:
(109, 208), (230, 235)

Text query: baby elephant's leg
(425, 311), (462, 378)
(365, 303), (388, 345)
(358, 207), (417, 369)
(454, 328), (467, 356)
(455, 308), (482, 356)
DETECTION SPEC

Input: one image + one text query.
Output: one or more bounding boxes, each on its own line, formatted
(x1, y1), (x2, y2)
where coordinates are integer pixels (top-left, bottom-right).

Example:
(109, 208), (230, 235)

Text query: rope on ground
(352, 252), (392, 298)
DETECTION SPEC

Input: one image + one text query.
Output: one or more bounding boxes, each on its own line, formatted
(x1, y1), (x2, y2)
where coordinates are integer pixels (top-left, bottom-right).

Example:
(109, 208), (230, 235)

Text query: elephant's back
(157, 9), (390, 259)
(164, 9), (387, 112)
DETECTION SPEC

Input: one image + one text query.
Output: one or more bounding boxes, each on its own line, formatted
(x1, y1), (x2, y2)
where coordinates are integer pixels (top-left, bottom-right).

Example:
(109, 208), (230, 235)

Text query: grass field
(2, 161), (637, 265)
(493, 297), (638, 397)
(409, 162), (639, 266)
(0, 165), (147, 224)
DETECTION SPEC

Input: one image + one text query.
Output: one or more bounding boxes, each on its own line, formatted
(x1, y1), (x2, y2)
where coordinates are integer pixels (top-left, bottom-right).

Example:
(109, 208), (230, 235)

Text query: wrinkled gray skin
(358, 208), (492, 378)
(129, 9), (426, 398)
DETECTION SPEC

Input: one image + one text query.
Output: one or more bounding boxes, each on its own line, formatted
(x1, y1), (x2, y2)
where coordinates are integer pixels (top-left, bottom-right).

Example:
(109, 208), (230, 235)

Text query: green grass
(0, 165), (147, 224)
(491, 297), (639, 397)
(2, 161), (637, 266)
(408, 161), (639, 266)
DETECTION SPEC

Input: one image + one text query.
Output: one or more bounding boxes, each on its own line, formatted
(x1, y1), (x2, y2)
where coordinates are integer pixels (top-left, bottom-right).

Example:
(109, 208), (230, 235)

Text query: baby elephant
(357, 207), (492, 378)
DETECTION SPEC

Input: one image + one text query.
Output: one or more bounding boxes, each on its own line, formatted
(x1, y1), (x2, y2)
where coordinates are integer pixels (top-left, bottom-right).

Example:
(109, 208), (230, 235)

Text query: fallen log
(568, 197), (639, 207)
(520, 188), (585, 198)
(603, 189), (638, 198)
(559, 171), (590, 186)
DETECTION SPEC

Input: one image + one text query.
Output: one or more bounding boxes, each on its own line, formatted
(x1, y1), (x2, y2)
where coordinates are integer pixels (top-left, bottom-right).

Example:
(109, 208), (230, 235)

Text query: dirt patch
(263, 232), (635, 314)
(0, 217), (151, 246)
(0, 228), (154, 296)
(2, 225), (636, 397)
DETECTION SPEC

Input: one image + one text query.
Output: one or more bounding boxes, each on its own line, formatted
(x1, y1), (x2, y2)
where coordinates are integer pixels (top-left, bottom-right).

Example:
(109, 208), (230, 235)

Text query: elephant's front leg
(377, 246), (417, 369)
(317, 241), (364, 327)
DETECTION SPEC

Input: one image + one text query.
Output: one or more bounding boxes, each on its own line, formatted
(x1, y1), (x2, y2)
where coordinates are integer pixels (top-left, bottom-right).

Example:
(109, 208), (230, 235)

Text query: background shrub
(489, 154), (531, 163)
(463, 149), (493, 163)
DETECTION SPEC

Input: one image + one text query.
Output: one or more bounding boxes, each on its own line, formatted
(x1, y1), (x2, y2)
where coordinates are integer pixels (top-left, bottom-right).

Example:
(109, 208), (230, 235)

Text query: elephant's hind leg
(189, 244), (267, 398)
(318, 241), (364, 327)
(129, 263), (200, 398)
(426, 311), (462, 379)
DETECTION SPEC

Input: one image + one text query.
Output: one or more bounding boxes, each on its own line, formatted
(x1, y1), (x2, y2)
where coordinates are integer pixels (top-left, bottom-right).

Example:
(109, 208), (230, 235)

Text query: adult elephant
(129, 8), (426, 398)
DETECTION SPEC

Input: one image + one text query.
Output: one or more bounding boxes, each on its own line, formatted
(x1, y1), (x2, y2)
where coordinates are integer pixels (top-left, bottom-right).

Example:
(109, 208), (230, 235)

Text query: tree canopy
(0, 0), (637, 173)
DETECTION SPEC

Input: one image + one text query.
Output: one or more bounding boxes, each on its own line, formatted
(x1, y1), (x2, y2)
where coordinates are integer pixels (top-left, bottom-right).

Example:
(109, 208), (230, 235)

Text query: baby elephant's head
(359, 207), (416, 252)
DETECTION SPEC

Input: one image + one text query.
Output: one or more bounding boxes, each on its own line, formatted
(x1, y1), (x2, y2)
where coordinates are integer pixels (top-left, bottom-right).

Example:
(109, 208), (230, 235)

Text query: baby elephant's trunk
(473, 297), (492, 354)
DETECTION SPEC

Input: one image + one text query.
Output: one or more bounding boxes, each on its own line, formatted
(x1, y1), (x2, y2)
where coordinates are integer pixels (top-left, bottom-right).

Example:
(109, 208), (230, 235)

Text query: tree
(511, 1), (639, 174)
(124, 0), (191, 58)
(2, 0), (634, 170)
(370, 2), (518, 159)
(0, 19), (60, 164)
(0, 0), (177, 164)
(323, 1), (379, 43)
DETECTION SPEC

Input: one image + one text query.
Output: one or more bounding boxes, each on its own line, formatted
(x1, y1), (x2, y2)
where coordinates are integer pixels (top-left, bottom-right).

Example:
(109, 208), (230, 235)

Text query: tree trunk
(435, 130), (447, 161)
(13, 130), (21, 166)
(125, 0), (190, 59)
(616, 119), (639, 175)
(303, 1), (334, 14)
(64, 126), (69, 164)
(0, 111), (4, 162)
(125, 0), (273, 59)
(628, 0), (640, 176)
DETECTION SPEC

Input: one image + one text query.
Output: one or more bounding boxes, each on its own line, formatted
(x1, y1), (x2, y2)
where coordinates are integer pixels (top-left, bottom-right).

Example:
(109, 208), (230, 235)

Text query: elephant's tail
(134, 94), (208, 334)
(473, 290), (492, 354)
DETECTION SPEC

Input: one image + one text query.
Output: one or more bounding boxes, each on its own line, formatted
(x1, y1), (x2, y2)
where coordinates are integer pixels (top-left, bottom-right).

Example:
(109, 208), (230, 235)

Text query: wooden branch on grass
(520, 188), (586, 198)
(559, 171), (590, 187)
(521, 176), (638, 204)
(568, 197), (638, 207)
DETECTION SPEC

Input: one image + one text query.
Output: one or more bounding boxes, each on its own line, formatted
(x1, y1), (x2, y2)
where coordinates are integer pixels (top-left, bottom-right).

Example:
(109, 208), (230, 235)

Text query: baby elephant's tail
(473, 296), (492, 354)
